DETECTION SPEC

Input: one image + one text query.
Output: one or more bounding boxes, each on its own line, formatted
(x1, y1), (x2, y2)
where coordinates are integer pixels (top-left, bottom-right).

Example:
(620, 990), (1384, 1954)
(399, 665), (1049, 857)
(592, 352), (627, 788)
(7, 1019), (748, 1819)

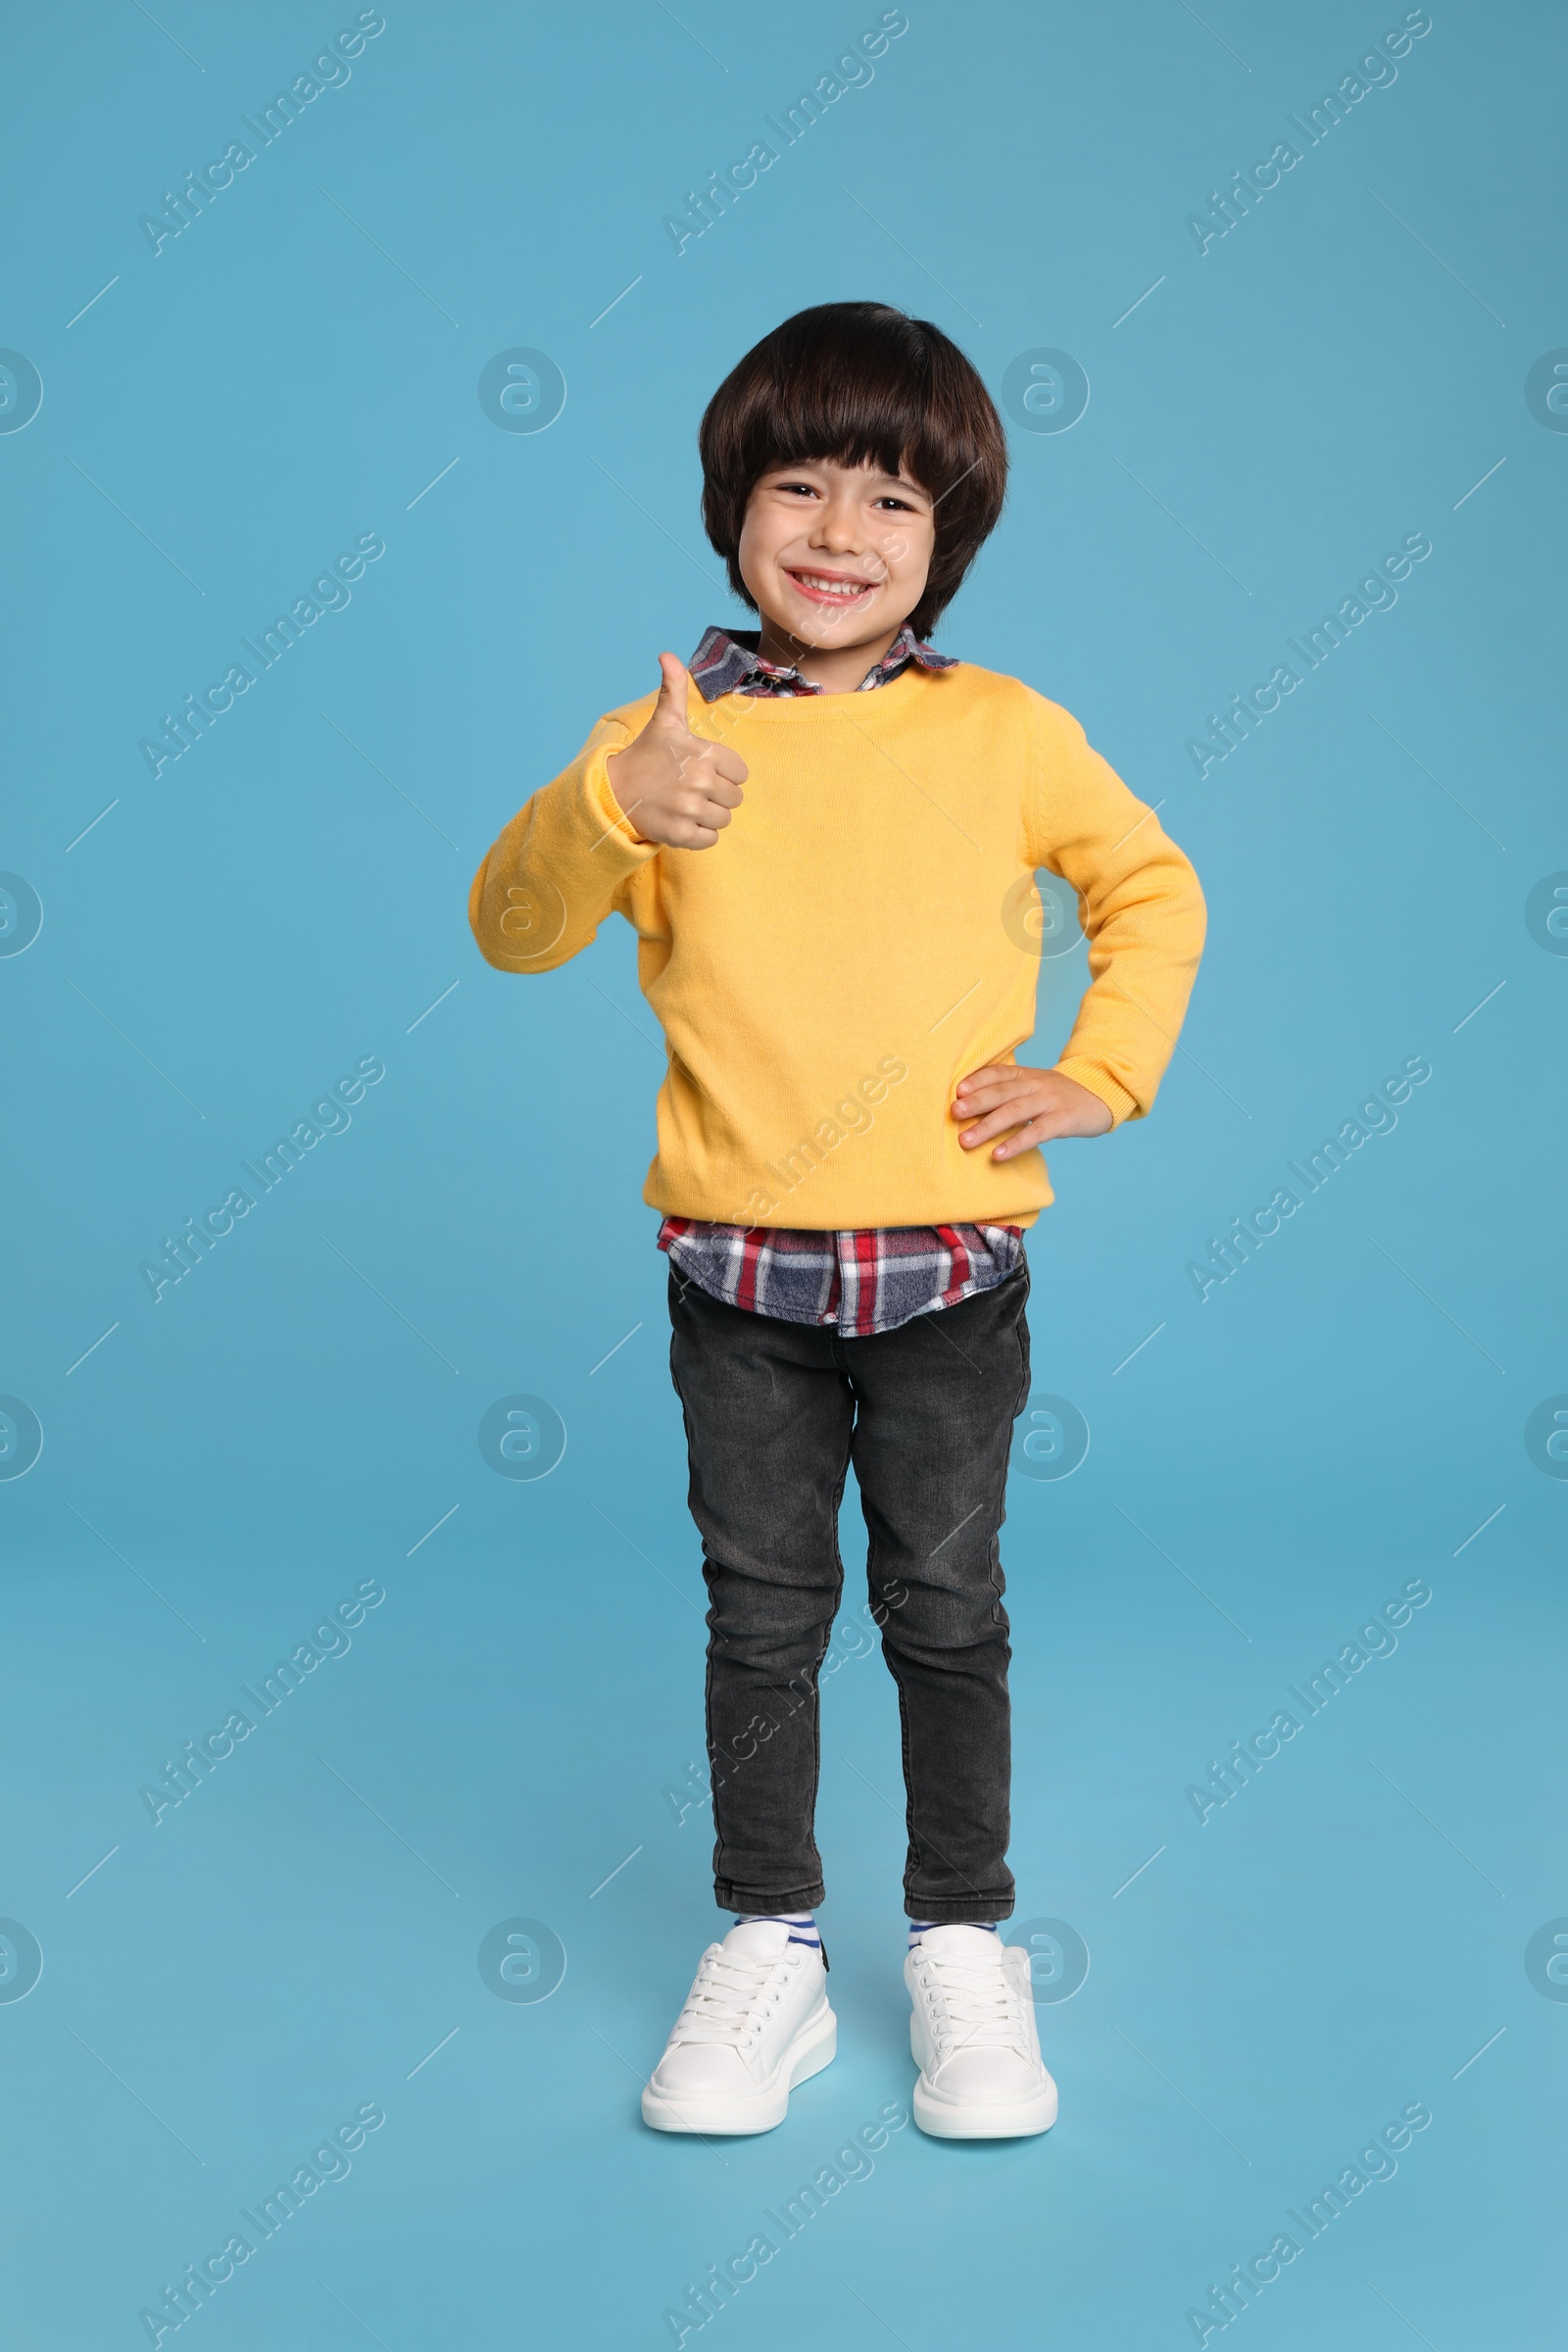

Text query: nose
(809, 492), (868, 560)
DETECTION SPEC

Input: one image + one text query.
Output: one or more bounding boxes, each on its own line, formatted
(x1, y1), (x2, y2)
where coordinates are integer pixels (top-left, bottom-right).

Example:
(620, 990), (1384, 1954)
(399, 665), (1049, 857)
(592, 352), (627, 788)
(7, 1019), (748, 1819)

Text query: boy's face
(737, 457), (935, 651)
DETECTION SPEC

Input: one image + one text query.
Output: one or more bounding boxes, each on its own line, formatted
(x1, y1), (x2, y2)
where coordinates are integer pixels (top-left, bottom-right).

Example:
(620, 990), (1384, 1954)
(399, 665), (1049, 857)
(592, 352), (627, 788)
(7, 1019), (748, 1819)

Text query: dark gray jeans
(667, 1261), (1031, 1924)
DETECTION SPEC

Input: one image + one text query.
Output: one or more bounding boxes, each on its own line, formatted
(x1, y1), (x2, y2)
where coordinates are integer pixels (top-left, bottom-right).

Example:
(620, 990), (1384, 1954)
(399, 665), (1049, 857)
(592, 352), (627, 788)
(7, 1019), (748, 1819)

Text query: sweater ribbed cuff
(1055, 1057), (1141, 1126)
(586, 746), (657, 853)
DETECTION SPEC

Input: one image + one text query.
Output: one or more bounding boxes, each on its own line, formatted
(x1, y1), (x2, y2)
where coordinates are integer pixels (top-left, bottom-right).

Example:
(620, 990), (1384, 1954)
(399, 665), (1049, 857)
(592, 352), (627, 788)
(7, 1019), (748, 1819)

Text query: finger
(669, 748), (745, 808)
(993, 1115), (1054, 1160)
(951, 1077), (1034, 1116)
(954, 1089), (1041, 1133)
(681, 796), (734, 834)
(653, 652), (694, 730)
(955, 1063), (1026, 1101)
(669, 775), (739, 822)
(958, 1103), (1052, 1151)
(678, 746), (745, 797)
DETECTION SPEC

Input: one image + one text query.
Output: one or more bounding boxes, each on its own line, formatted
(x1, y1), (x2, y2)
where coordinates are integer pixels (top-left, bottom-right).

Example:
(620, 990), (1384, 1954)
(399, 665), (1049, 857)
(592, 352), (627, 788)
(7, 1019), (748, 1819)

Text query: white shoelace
(674, 1949), (792, 2045)
(915, 1953), (1027, 2054)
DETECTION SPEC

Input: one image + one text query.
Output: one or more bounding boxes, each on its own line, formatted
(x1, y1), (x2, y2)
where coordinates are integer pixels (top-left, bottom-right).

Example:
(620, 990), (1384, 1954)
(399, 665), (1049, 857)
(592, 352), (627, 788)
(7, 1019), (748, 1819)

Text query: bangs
(726, 314), (962, 497)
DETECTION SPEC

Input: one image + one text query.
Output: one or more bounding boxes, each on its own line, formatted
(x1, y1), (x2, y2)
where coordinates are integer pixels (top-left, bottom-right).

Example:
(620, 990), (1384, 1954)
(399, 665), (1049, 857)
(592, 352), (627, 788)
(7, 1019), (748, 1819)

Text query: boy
(469, 302), (1204, 2139)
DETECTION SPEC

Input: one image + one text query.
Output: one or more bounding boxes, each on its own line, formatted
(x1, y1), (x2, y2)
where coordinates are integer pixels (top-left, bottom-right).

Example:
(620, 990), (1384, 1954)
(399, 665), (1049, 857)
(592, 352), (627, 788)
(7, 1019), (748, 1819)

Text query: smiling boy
(469, 302), (1204, 2139)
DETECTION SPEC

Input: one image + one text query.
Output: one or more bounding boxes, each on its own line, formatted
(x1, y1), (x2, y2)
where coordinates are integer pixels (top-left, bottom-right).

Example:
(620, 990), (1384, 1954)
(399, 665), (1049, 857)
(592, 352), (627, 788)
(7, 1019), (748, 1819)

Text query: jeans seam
(800, 1442), (852, 1888)
(894, 1676), (922, 1906)
(669, 1303), (736, 1901)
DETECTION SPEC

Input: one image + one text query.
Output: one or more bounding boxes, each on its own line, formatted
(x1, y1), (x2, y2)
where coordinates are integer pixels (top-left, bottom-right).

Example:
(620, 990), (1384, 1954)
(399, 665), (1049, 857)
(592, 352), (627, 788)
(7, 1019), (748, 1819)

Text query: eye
(775, 479), (818, 498)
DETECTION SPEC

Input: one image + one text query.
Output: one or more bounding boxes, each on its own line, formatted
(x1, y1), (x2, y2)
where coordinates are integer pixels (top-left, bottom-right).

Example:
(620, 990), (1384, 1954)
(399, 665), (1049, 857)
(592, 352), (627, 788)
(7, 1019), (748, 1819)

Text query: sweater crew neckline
(693, 663), (942, 722)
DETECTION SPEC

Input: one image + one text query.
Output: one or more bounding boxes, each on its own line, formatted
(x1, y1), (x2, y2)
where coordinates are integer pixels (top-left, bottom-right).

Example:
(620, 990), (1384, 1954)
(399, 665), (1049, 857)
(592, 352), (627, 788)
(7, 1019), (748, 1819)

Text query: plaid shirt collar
(688, 621), (957, 703)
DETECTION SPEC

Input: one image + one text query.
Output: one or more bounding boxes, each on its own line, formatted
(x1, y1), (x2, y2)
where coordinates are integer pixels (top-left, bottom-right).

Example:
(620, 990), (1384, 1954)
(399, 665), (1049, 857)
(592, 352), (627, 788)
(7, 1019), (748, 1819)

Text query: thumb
(652, 652), (694, 730)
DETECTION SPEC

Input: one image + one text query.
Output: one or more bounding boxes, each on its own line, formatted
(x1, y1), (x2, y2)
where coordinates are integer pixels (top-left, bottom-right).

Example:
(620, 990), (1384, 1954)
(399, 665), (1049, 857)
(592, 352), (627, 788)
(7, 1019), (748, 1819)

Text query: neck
(754, 615), (906, 696)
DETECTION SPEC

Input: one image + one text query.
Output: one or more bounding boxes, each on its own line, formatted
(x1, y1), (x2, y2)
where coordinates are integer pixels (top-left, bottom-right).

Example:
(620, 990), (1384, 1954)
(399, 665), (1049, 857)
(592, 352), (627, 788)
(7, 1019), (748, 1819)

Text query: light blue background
(3, 2), (1563, 2344)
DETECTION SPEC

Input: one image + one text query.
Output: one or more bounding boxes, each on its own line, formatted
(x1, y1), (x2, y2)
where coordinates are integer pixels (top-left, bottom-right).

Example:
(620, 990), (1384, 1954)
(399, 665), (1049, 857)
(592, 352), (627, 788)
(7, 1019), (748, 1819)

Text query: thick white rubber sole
(909, 2021), (1058, 2139)
(641, 2000), (837, 2134)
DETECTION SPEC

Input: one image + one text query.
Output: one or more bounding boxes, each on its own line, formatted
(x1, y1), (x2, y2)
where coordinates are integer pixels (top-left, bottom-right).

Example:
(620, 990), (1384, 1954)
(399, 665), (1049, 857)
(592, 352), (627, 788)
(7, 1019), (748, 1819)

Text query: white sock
(735, 1910), (821, 1951)
(908, 1919), (999, 1950)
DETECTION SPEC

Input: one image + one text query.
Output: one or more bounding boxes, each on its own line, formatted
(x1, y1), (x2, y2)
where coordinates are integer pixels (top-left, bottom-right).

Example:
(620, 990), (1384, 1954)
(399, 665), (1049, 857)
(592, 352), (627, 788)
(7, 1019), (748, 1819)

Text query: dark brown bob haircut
(699, 302), (1007, 640)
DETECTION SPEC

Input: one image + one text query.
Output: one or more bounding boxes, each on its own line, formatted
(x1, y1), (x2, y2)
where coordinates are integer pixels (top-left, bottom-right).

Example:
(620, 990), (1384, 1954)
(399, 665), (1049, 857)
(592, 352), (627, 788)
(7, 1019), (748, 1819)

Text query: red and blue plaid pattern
(657, 627), (1023, 1340)
(659, 1219), (1025, 1339)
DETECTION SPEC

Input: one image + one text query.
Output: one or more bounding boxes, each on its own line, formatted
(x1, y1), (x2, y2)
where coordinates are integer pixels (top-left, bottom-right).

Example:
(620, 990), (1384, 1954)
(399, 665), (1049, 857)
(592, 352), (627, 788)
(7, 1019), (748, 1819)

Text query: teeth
(794, 573), (871, 596)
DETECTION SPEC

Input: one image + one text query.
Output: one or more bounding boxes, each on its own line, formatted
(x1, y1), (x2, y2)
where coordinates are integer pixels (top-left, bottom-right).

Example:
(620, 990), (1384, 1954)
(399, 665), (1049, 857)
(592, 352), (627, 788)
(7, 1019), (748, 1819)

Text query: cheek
(737, 503), (798, 579)
(735, 511), (778, 599)
(889, 522), (934, 586)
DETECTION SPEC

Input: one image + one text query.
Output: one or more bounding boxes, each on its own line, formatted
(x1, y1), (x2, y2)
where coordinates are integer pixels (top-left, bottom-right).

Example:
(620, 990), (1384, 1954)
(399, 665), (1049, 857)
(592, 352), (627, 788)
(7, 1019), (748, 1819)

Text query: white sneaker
(641, 1920), (837, 2134)
(906, 1926), (1058, 2138)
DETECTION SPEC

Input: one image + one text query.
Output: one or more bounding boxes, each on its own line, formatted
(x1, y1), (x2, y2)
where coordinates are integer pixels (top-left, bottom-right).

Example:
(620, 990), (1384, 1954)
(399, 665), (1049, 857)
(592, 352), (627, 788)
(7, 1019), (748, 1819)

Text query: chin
(783, 595), (884, 640)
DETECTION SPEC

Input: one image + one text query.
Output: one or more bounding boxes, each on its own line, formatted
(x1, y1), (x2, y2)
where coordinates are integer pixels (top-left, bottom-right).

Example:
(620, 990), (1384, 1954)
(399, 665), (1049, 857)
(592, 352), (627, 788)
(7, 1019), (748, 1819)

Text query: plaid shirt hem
(660, 1219), (1026, 1339)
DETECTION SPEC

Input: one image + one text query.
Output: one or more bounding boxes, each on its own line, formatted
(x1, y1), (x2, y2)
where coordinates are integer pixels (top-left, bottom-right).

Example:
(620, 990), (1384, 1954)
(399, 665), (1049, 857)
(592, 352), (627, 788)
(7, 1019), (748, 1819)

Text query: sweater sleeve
(468, 712), (658, 972)
(1023, 690), (1206, 1123)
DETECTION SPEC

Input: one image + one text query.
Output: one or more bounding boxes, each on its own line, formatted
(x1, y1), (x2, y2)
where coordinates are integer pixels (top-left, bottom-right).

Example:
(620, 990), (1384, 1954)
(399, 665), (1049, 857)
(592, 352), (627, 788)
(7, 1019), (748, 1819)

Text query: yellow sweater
(469, 662), (1204, 1229)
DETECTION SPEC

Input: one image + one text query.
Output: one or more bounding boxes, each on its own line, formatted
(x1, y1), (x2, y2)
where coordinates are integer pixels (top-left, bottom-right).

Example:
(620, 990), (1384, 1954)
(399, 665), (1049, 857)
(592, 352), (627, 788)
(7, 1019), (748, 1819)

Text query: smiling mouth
(783, 567), (881, 606)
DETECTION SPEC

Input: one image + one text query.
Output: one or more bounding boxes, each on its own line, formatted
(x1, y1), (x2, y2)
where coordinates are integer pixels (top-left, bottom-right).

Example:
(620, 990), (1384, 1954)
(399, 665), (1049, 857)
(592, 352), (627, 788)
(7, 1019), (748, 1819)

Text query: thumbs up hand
(605, 654), (749, 849)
